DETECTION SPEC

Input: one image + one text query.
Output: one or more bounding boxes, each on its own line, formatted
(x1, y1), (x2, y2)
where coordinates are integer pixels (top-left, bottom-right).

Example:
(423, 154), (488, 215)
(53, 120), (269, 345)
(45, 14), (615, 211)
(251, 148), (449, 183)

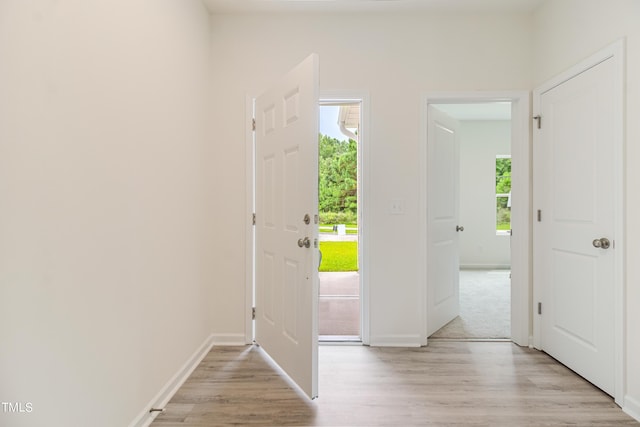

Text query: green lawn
(319, 241), (358, 272)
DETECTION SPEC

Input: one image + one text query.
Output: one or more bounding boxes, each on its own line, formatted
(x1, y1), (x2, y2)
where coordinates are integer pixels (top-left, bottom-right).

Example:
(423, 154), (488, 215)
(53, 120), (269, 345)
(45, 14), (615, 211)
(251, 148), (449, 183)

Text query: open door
(534, 50), (620, 397)
(254, 54), (319, 399)
(427, 105), (461, 336)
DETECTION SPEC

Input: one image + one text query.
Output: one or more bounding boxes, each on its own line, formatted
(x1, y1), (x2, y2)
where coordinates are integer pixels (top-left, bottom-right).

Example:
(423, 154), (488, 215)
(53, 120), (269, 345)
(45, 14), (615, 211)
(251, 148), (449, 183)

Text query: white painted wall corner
(369, 334), (422, 347)
(128, 334), (215, 427)
(211, 333), (248, 346)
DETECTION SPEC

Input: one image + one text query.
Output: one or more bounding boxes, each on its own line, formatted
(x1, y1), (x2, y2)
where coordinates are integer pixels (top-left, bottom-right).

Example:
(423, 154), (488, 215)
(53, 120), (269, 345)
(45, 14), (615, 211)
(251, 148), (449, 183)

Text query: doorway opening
(318, 101), (362, 342)
(421, 93), (530, 347)
(429, 103), (512, 339)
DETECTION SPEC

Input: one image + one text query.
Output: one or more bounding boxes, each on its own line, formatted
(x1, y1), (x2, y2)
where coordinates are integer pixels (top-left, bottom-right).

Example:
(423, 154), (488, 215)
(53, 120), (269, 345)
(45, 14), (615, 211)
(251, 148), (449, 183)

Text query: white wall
(208, 12), (532, 345)
(532, 0), (640, 418)
(1, 1), (637, 423)
(458, 120), (511, 269)
(0, 1), (214, 426)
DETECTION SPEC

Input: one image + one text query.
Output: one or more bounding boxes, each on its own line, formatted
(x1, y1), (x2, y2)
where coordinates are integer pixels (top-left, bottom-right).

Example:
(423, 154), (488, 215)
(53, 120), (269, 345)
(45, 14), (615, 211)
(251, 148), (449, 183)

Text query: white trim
(211, 333), (248, 346)
(532, 39), (625, 405)
(128, 334), (215, 427)
(612, 39), (626, 410)
(245, 95), (255, 345)
(369, 334), (422, 347)
(246, 91), (371, 346)
(624, 395), (640, 423)
(509, 93), (532, 348)
(320, 90), (371, 345)
(420, 91), (531, 348)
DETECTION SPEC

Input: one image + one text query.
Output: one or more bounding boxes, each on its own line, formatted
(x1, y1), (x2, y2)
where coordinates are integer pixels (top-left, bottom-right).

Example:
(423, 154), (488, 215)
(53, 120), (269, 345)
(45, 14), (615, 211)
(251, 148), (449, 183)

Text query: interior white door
(254, 54), (319, 399)
(427, 106), (461, 336)
(534, 57), (617, 395)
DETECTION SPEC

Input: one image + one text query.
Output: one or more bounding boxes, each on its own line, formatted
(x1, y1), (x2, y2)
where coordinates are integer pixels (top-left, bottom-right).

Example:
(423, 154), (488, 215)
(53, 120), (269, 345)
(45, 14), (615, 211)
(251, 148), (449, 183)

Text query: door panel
(255, 54), (319, 399)
(552, 249), (597, 347)
(535, 57), (616, 395)
(427, 106), (461, 336)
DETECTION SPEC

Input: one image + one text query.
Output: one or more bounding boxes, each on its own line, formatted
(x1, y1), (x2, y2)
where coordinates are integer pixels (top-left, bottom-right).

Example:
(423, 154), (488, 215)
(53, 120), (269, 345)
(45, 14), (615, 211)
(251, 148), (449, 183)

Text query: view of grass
(319, 241), (358, 272)
(497, 222), (511, 231)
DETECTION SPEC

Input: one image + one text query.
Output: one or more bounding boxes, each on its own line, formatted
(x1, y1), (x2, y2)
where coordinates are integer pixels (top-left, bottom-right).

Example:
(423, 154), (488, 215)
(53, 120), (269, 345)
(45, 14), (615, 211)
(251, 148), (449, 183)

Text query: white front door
(534, 53), (621, 396)
(427, 106), (461, 336)
(254, 54), (319, 399)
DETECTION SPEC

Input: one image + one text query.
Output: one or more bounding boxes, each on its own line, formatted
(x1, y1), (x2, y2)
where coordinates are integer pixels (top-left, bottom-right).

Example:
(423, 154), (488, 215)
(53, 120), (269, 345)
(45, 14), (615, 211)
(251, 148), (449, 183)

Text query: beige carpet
(430, 269), (511, 339)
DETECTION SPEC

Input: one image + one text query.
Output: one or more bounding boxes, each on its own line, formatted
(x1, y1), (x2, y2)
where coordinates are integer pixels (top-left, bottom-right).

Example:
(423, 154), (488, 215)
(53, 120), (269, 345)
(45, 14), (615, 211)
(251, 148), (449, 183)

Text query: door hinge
(538, 302), (542, 315)
(252, 118), (256, 131)
(252, 213), (256, 225)
(533, 115), (542, 129)
(537, 209), (542, 222)
(252, 307), (256, 320)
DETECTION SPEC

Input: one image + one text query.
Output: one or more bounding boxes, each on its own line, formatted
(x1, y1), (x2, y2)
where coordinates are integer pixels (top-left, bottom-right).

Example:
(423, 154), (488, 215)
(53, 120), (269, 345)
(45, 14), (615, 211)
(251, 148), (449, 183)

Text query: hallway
(151, 342), (638, 426)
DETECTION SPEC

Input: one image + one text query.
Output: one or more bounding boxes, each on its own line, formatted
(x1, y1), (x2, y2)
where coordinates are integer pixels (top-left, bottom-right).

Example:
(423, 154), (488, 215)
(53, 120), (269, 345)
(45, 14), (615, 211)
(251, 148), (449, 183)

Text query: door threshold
(319, 335), (362, 345)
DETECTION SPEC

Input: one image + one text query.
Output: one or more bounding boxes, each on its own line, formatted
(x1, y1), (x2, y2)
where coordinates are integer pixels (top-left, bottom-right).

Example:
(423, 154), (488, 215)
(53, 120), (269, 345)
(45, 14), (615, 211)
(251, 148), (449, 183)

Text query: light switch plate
(390, 199), (405, 215)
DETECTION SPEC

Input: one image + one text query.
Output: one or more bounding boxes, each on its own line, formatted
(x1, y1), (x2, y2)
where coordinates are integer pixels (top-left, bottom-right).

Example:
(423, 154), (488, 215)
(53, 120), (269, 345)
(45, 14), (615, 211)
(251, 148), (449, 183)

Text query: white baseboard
(624, 395), (640, 422)
(128, 334), (215, 427)
(211, 333), (248, 346)
(369, 334), (422, 347)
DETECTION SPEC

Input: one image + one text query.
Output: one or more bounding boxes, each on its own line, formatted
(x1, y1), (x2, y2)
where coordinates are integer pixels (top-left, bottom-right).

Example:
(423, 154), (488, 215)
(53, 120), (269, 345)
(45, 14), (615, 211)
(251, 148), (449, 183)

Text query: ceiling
(203, 0), (544, 14)
(432, 102), (512, 121)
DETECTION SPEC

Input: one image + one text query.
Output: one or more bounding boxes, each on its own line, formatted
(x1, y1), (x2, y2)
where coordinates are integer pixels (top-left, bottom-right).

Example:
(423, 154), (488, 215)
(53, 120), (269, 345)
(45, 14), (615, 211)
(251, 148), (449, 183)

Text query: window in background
(496, 155), (511, 234)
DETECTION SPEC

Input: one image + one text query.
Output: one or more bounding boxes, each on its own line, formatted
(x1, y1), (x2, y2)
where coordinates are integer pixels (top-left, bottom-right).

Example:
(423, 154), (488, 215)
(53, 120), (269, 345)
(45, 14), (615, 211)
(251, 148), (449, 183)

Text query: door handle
(298, 237), (311, 248)
(456, 225), (464, 232)
(592, 238), (610, 249)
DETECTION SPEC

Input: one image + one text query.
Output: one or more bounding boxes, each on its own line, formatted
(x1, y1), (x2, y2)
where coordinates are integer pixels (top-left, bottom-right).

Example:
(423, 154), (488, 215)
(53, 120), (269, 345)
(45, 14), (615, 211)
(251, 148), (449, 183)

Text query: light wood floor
(152, 341), (638, 426)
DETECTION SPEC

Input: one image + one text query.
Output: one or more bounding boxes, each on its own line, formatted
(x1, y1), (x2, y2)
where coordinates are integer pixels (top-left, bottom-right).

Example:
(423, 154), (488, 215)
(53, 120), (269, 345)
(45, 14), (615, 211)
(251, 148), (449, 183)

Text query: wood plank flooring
(151, 341), (638, 426)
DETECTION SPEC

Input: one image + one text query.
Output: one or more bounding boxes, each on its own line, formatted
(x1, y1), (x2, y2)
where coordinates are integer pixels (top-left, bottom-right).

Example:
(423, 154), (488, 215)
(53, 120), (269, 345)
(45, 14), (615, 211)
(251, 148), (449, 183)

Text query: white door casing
(533, 41), (624, 400)
(420, 92), (530, 347)
(426, 106), (461, 336)
(319, 94), (370, 344)
(254, 54), (319, 399)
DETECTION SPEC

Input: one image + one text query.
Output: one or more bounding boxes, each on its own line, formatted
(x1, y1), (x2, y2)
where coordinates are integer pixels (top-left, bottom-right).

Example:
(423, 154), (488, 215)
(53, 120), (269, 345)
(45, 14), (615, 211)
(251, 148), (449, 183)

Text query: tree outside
(318, 133), (358, 225)
(496, 157), (511, 230)
(318, 132), (358, 272)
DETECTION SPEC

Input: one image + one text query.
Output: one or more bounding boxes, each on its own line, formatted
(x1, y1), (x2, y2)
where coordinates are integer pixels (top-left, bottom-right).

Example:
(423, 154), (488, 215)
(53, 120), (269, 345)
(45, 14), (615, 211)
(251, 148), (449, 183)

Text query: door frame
(244, 91), (371, 346)
(244, 94), (256, 344)
(532, 40), (625, 404)
(319, 91), (371, 344)
(420, 91), (531, 347)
